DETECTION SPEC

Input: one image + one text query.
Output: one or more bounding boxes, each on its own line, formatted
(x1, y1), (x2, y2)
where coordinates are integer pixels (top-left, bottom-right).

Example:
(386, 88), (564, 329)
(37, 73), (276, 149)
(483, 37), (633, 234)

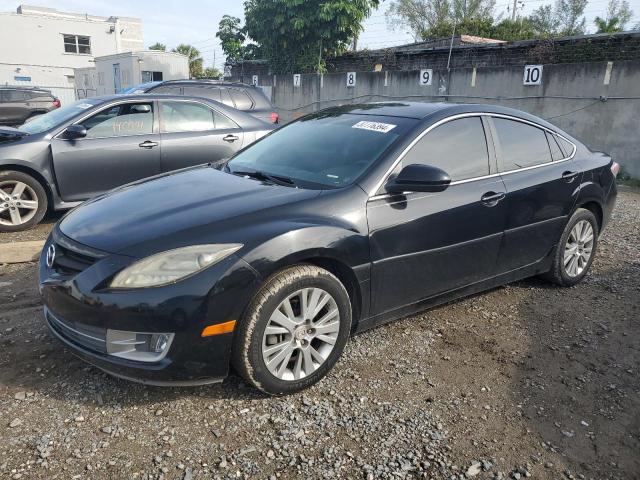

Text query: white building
(0, 4), (143, 104)
(75, 51), (189, 98)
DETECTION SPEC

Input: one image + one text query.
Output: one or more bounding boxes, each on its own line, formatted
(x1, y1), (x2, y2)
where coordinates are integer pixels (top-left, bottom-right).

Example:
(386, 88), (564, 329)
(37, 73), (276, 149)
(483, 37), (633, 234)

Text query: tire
(0, 170), (48, 232)
(232, 264), (352, 395)
(542, 208), (599, 287)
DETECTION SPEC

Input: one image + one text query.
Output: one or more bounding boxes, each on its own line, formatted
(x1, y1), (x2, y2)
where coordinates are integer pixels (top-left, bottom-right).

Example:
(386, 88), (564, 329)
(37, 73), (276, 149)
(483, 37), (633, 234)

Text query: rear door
(158, 99), (245, 172)
(368, 115), (508, 315)
(489, 115), (582, 273)
(51, 100), (161, 201)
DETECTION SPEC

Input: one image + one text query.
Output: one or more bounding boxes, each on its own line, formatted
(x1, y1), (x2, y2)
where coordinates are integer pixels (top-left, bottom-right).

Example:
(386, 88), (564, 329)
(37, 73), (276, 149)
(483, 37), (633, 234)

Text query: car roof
(157, 80), (258, 89)
(319, 102), (559, 128)
(0, 86), (51, 93)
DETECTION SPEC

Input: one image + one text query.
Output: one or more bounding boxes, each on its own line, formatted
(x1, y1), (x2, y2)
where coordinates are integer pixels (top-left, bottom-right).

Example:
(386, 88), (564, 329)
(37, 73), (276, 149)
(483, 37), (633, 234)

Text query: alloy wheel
(563, 219), (594, 277)
(262, 287), (340, 381)
(0, 181), (39, 227)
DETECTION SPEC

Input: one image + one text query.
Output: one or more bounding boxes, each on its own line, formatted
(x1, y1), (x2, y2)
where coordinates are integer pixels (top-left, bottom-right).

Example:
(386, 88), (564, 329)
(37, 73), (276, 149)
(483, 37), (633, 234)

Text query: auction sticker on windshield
(352, 121), (397, 133)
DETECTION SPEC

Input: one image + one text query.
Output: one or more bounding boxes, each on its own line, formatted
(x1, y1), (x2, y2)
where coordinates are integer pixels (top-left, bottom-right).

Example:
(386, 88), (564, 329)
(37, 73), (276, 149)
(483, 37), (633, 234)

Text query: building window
(98, 72), (105, 86)
(63, 34), (91, 54)
(142, 71), (164, 82)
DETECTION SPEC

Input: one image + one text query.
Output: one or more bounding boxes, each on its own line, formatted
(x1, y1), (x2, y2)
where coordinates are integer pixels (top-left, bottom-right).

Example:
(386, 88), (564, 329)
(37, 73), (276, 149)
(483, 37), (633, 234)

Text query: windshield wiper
(231, 169), (297, 187)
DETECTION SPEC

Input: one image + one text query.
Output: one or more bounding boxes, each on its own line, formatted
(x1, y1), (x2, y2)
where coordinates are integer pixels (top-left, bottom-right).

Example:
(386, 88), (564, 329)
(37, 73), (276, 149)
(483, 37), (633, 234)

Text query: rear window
(228, 89), (253, 110)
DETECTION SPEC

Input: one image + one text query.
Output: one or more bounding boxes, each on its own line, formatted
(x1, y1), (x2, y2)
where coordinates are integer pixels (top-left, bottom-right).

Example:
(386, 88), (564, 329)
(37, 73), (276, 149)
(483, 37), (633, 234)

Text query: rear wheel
(542, 208), (598, 287)
(0, 171), (48, 232)
(232, 264), (352, 395)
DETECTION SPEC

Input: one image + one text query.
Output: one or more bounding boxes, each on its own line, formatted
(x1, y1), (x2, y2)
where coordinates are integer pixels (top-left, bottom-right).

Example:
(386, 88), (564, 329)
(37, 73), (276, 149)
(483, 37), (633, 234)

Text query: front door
(488, 116), (582, 273)
(158, 100), (245, 172)
(51, 101), (161, 201)
(368, 116), (508, 316)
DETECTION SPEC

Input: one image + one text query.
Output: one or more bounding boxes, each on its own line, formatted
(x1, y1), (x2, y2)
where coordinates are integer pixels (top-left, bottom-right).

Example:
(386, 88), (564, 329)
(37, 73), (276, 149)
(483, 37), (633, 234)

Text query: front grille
(50, 230), (107, 276)
(46, 309), (107, 354)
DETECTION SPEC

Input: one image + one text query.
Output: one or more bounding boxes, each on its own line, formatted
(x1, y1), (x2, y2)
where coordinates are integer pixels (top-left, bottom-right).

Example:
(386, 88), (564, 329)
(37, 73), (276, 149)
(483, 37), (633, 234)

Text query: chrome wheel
(262, 288), (340, 381)
(0, 181), (39, 226)
(564, 220), (594, 277)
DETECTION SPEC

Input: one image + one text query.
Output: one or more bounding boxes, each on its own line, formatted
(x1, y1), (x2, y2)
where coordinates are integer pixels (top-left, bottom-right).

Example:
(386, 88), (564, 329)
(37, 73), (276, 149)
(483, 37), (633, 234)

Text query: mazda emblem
(46, 244), (56, 268)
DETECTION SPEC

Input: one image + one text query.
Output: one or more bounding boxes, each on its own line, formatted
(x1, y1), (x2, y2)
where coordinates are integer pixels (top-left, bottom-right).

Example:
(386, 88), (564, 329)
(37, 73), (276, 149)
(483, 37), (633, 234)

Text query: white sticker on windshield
(77, 103), (93, 109)
(352, 121), (397, 133)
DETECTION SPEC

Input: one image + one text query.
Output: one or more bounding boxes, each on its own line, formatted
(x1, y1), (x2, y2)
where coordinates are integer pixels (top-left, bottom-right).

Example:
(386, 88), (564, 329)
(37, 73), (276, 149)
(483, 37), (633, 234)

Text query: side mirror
(385, 164), (451, 194)
(64, 124), (87, 139)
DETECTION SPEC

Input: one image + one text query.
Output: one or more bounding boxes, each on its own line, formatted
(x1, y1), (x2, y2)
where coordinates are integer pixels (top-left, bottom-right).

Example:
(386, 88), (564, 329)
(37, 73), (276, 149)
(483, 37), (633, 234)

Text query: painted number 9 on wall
(347, 72), (356, 87)
(419, 69), (433, 86)
(523, 65), (543, 85)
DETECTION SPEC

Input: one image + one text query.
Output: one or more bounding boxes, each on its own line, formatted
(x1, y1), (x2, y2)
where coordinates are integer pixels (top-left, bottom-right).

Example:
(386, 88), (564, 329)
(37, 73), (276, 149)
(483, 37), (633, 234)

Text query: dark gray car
(0, 87), (61, 126)
(0, 94), (275, 231)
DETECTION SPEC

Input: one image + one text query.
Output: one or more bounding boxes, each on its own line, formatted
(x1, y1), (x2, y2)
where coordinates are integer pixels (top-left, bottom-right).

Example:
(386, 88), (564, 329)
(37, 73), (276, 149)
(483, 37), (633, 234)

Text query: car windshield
(18, 99), (102, 134)
(227, 113), (415, 189)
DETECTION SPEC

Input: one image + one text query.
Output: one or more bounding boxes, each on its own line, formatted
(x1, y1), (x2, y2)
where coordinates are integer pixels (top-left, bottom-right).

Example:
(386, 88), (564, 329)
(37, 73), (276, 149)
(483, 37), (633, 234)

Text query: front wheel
(542, 208), (599, 287)
(0, 170), (48, 232)
(232, 264), (352, 395)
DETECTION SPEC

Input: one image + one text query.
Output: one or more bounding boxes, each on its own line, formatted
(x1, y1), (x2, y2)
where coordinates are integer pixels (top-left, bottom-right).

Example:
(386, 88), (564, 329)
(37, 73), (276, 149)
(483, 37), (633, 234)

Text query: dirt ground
(0, 188), (638, 480)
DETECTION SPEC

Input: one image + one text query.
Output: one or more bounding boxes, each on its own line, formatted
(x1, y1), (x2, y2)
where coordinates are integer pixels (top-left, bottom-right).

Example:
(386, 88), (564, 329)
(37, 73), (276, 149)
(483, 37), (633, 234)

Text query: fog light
(106, 330), (174, 362)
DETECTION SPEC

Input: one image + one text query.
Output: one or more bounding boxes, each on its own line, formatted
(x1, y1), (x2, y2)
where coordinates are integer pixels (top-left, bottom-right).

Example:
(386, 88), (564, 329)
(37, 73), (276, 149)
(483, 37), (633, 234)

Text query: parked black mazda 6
(0, 94), (274, 231)
(39, 102), (618, 395)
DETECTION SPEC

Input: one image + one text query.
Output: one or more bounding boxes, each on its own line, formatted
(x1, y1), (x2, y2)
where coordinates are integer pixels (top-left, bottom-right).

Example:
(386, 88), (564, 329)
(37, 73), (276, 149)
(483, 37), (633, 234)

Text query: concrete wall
(240, 60), (640, 177)
(0, 5), (143, 104)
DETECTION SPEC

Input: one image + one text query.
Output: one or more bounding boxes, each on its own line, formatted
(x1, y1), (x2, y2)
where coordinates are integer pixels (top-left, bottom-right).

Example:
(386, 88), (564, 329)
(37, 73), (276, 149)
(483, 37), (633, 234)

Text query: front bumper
(39, 231), (260, 386)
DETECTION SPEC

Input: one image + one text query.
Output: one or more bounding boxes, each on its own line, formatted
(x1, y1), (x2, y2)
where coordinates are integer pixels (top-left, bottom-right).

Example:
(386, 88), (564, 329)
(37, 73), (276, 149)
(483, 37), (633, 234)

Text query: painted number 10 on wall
(523, 65), (543, 85)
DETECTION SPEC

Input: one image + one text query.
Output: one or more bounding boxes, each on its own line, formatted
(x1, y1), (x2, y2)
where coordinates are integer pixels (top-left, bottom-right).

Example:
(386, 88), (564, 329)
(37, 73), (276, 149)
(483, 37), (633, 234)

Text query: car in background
(0, 94), (275, 231)
(142, 80), (280, 124)
(120, 81), (162, 94)
(38, 102), (617, 394)
(0, 87), (60, 126)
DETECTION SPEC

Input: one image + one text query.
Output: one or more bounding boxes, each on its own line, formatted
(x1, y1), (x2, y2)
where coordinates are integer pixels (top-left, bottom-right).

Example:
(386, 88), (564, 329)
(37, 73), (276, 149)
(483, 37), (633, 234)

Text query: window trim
(369, 112), (577, 199)
(52, 100), (158, 141)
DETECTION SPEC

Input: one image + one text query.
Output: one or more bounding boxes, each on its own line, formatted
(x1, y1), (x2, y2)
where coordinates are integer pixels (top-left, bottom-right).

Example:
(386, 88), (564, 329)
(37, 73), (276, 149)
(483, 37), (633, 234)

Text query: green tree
(555, 0), (588, 36)
(199, 67), (223, 79)
(594, 0), (633, 32)
(173, 44), (203, 78)
(529, 4), (559, 37)
(148, 42), (166, 51)
(244, 0), (380, 73)
(217, 15), (247, 62)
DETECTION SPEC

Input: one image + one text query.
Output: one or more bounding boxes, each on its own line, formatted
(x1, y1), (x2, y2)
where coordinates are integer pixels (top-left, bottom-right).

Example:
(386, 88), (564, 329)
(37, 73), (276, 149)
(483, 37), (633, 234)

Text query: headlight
(110, 244), (242, 289)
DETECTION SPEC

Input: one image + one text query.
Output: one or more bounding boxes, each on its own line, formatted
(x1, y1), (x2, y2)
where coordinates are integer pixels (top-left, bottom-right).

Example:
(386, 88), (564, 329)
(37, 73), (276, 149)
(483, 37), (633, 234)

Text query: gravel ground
(0, 188), (638, 480)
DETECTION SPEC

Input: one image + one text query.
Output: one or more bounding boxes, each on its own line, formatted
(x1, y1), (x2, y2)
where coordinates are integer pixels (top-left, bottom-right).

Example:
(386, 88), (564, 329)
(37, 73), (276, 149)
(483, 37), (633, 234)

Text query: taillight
(52, 98), (61, 108)
(611, 162), (620, 177)
(270, 112), (279, 124)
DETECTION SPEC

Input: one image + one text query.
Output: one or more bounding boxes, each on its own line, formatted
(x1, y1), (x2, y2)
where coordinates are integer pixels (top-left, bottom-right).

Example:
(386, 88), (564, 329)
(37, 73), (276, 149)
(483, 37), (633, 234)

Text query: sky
(1, 0), (638, 70)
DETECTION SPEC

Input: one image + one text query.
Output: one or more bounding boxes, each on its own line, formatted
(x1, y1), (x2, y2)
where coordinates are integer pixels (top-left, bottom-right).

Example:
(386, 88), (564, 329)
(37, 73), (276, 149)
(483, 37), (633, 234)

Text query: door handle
(562, 170), (579, 183)
(139, 141), (158, 149)
(223, 134), (239, 143)
(481, 191), (506, 205)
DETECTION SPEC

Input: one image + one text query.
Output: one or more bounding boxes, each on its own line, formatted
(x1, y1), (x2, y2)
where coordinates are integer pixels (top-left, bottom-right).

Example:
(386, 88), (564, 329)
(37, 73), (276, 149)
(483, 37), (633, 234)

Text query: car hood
(59, 166), (321, 255)
(0, 127), (28, 144)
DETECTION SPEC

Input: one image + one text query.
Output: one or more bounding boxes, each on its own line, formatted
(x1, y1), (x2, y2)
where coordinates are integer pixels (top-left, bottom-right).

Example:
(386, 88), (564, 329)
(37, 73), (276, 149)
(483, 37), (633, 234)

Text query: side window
(183, 86), (221, 102)
(83, 103), (153, 138)
(403, 117), (490, 181)
(556, 136), (575, 158)
(161, 101), (214, 133)
(219, 88), (234, 107)
(214, 111), (239, 130)
(546, 132), (564, 161)
(152, 85), (182, 95)
(229, 89), (253, 110)
(493, 118), (552, 170)
(5, 90), (27, 102)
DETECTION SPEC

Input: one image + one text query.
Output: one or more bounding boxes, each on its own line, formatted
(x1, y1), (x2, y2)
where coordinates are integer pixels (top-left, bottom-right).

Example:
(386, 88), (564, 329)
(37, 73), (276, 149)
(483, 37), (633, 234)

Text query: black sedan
(0, 94), (274, 231)
(39, 102), (618, 395)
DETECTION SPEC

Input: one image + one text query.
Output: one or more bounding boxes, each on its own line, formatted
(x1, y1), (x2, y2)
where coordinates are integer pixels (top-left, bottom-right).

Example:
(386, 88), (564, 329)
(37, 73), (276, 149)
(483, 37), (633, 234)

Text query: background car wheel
(542, 208), (599, 287)
(0, 170), (48, 232)
(232, 264), (352, 395)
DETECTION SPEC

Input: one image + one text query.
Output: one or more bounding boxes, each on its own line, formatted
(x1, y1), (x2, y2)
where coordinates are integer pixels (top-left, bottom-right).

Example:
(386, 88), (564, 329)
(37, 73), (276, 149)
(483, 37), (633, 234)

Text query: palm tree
(594, 15), (623, 33)
(172, 44), (203, 78)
